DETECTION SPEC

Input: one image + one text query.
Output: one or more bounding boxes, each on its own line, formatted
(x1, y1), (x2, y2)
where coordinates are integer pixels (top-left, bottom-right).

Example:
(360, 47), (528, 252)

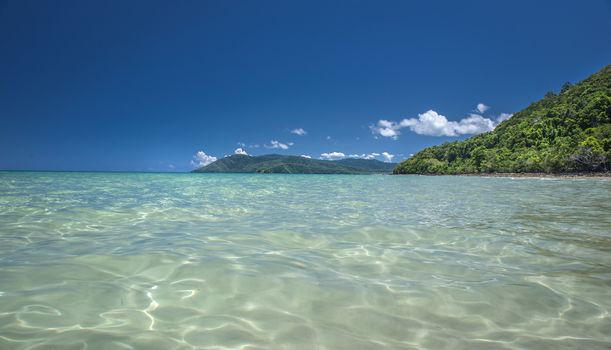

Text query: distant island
(192, 154), (397, 174)
(395, 65), (610, 175)
(194, 66), (610, 176)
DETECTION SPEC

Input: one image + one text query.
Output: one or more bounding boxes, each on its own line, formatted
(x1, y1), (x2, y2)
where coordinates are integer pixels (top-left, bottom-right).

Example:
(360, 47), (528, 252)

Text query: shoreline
(397, 172), (611, 179)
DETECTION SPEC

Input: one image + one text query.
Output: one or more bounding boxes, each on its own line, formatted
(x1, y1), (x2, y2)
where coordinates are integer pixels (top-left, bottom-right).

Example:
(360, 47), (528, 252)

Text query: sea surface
(0, 172), (610, 349)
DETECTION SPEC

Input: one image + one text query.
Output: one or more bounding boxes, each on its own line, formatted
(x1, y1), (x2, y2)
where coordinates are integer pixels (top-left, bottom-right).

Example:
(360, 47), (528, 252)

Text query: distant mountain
(192, 154), (396, 174)
(394, 65), (611, 174)
(333, 158), (396, 172)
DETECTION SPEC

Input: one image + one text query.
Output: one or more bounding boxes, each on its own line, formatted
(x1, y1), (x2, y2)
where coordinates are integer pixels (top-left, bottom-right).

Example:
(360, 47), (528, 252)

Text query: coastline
(397, 172), (611, 179)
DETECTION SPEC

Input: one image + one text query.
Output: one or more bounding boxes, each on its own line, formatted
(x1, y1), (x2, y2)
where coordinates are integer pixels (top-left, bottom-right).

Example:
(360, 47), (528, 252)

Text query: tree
(394, 65), (611, 174)
(561, 82), (573, 94)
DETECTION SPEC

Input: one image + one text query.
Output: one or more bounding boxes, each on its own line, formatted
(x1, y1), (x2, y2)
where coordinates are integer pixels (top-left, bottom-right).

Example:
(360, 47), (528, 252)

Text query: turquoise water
(0, 172), (610, 349)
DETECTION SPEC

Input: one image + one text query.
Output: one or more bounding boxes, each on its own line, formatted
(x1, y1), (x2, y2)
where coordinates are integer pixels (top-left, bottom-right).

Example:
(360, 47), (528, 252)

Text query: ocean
(0, 172), (610, 349)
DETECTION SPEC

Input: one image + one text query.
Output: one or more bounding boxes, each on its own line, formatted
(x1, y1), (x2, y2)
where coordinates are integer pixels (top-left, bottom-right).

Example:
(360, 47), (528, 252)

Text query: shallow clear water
(0, 172), (610, 349)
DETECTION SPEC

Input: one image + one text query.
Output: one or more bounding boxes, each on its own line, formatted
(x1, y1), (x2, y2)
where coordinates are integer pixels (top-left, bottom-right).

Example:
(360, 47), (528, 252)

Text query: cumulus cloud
(381, 152), (395, 163)
(190, 150), (217, 168)
(496, 113), (513, 123)
(370, 119), (402, 139)
(301, 155), (312, 159)
(265, 140), (290, 150)
(371, 107), (513, 138)
(234, 148), (248, 155)
(291, 128), (307, 136)
(320, 151), (396, 162)
(348, 152), (380, 160)
(406, 110), (496, 136)
(476, 103), (490, 113)
(320, 152), (346, 160)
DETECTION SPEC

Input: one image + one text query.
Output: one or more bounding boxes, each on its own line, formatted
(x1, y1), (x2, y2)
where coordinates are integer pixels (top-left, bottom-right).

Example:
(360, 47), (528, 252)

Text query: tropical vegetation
(394, 65), (611, 174)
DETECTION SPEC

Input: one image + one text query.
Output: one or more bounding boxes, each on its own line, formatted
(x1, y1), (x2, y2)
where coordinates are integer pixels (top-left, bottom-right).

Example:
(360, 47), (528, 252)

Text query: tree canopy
(394, 65), (611, 174)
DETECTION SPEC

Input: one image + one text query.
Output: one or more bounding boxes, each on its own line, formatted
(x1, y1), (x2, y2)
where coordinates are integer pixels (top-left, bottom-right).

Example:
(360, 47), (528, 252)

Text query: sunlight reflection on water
(0, 172), (610, 349)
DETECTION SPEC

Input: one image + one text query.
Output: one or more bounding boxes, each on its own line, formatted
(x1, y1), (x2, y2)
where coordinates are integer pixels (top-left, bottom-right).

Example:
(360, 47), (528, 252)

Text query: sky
(1, 0), (610, 172)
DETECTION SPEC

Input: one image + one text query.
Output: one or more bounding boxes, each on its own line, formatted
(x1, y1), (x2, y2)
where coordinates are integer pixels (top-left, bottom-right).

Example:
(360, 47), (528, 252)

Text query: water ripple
(0, 172), (610, 349)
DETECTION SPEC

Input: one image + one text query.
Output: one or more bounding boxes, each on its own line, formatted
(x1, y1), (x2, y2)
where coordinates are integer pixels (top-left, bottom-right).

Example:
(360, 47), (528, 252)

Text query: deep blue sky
(1, 0), (610, 171)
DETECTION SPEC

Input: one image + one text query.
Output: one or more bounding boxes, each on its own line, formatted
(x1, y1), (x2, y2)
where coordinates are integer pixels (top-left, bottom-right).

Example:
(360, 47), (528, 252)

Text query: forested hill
(193, 154), (396, 174)
(394, 65), (611, 174)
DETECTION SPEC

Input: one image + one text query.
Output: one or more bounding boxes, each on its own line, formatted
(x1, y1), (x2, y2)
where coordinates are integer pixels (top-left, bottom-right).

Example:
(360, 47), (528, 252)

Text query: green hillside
(394, 65), (611, 174)
(334, 158), (397, 172)
(192, 154), (396, 174)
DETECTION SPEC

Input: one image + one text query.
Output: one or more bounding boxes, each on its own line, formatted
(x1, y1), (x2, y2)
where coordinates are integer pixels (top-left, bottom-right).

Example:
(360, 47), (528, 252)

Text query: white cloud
(190, 150), (217, 168)
(381, 152), (395, 163)
(319, 151), (397, 162)
(371, 108), (512, 138)
(369, 119), (402, 139)
(237, 142), (246, 147)
(234, 148), (248, 155)
(291, 128), (307, 136)
(401, 110), (496, 136)
(496, 113), (513, 123)
(301, 155), (312, 159)
(320, 152), (346, 160)
(340, 152), (396, 162)
(168, 164), (175, 169)
(348, 152), (380, 160)
(326, 136), (331, 140)
(265, 140), (290, 150)
(476, 103), (490, 113)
